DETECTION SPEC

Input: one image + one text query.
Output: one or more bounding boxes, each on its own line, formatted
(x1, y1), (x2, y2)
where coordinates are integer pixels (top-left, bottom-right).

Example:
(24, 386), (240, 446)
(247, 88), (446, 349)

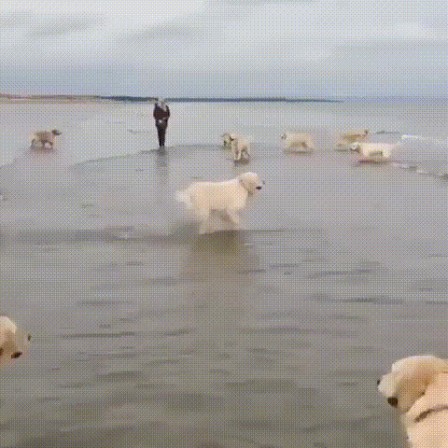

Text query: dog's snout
(387, 397), (398, 407)
(377, 378), (381, 386)
(256, 186), (262, 190)
(11, 351), (23, 359)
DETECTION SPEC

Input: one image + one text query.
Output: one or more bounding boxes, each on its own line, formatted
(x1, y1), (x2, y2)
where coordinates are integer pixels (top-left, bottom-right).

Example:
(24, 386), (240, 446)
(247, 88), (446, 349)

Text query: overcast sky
(1, 0), (446, 97)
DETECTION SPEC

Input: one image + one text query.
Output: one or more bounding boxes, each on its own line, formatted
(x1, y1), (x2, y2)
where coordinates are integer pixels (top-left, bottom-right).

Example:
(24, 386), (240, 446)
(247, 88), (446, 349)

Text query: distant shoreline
(0, 94), (342, 103)
(1, 94), (446, 104)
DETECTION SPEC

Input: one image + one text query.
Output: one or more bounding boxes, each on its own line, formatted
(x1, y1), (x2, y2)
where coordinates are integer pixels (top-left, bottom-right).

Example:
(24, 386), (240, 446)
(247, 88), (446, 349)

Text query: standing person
(153, 98), (170, 148)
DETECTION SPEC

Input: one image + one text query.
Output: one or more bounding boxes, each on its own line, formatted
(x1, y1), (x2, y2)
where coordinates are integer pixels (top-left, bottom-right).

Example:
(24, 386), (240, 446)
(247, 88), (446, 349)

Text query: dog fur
(0, 316), (31, 367)
(30, 129), (62, 149)
(378, 355), (448, 448)
(176, 172), (263, 234)
(350, 141), (398, 163)
(228, 134), (250, 162)
(335, 129), (369, 150)
(221, 132), (235, 149)
(281, 132), (315, 153)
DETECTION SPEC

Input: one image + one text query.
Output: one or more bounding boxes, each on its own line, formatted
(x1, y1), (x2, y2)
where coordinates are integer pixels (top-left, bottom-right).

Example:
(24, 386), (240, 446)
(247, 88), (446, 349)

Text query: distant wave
(391, 162), (448, 181)
(401, 134), (448, 147)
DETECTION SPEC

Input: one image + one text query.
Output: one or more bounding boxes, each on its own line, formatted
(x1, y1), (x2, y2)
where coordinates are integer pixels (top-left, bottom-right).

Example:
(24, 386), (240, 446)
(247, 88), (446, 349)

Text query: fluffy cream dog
(0, 315), (31, 367)
(378, 355), (448, 448)
(228, 134), (250, 162)
(176, 172), (263, 234)
(281, 132), (315, 153)
(30, 129), (62, 149)
(335, 129), (369, 150)
(350, 141), (398, 163)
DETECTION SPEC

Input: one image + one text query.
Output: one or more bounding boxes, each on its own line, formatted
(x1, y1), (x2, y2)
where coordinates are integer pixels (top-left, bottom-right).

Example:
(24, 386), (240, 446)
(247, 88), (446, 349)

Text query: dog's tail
(175, 189), (193, 209)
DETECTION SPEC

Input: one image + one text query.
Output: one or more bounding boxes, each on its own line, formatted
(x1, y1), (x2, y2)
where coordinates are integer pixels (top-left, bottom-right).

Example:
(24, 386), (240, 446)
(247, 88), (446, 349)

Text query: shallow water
(0, 101), (447, 447)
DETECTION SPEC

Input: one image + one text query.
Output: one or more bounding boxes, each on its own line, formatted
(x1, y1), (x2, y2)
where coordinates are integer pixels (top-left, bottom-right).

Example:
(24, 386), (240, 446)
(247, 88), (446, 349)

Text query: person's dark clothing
(153, 104), (170, 147)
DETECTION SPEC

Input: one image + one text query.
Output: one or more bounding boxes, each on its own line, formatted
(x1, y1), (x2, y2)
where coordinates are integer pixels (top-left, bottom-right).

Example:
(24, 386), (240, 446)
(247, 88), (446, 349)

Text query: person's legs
(156, 124), (167, 147)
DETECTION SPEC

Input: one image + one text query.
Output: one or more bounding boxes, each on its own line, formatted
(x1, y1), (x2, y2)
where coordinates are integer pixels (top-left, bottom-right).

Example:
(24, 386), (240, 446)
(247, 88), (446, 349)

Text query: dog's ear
(238, 174), (252, 193)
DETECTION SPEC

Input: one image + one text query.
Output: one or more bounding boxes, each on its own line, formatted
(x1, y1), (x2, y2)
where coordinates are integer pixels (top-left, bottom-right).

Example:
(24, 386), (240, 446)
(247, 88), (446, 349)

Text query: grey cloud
(215, 0), (313, 3)
(1, 0), (446, 98)
(1, 11), (104, 37)
(0, 11), (33, 28)
(28, 15), (104, 37)
(127, 23), (200, 42)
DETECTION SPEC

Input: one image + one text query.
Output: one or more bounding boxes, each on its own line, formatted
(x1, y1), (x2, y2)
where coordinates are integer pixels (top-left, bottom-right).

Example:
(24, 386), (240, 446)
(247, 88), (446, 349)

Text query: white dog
(228, 134), (250, 162)
(281, 132), (315, 153)
(0, 315), (31, 367)
(378, 355), (448, 448)
(335, 129), (369, 150)
(350, 141), (398, 163)
(30, 129), (62, 149)
(176, 172), (263, 234)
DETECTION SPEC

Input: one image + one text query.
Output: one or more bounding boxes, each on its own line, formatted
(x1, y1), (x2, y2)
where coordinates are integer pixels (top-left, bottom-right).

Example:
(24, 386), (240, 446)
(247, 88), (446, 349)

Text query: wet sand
(0, 142), (447, 448)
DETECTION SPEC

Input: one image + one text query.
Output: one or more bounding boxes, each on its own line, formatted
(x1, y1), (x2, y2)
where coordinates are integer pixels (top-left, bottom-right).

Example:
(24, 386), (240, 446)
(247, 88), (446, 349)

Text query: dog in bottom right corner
(378, 355), (448, 448)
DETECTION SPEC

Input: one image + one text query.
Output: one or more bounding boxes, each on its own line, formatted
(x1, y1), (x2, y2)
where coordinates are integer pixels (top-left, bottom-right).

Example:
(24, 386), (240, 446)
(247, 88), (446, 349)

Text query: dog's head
(349, 142), (362, 153)
(0, 316), (31, 367)
(221, 133), (233, 145)
(51, 129), (62, 136)
(377, 355), (448, 413)
(238, 172), (264, 194)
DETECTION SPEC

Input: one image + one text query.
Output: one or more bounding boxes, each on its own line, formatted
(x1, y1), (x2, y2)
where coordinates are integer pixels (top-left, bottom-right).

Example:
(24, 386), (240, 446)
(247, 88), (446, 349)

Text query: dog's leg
(225, 209), (240, 226)
(196, 209), (211, 234)
(233, 147), (241, 161)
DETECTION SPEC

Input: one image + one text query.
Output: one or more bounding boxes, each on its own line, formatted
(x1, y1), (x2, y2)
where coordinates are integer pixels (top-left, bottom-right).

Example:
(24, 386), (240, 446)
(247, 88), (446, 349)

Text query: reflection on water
(175, 232), (258, 446)
(182, 231), (256, 357)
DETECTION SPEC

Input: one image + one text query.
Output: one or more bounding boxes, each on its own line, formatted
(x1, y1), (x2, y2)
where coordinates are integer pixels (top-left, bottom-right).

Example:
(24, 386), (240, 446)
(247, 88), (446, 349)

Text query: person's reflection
(179, 231), (259, 445)
(155, 147), (168, 168)
(153, 148), (170, 228)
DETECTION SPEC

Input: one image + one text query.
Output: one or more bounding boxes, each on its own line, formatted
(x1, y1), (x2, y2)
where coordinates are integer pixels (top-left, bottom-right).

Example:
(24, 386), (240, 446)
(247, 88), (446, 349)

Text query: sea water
(0, 99), (447, 448)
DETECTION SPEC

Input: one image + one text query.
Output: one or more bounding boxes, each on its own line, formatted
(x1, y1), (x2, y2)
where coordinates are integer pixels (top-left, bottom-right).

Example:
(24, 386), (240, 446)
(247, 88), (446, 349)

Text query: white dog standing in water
(30, 129), (62, 149)
(176, 172), (263, 234)
(0, 315), (31, 367)
(350, 141), (399, 163)
(281, 132), (315, 153)
(335, 129), (369, 150)
(378, 355), (448, 448)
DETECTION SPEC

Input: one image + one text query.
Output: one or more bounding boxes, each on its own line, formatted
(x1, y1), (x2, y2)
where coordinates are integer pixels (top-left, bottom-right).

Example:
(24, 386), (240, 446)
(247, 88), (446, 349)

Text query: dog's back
(176, 178), (247, 211)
